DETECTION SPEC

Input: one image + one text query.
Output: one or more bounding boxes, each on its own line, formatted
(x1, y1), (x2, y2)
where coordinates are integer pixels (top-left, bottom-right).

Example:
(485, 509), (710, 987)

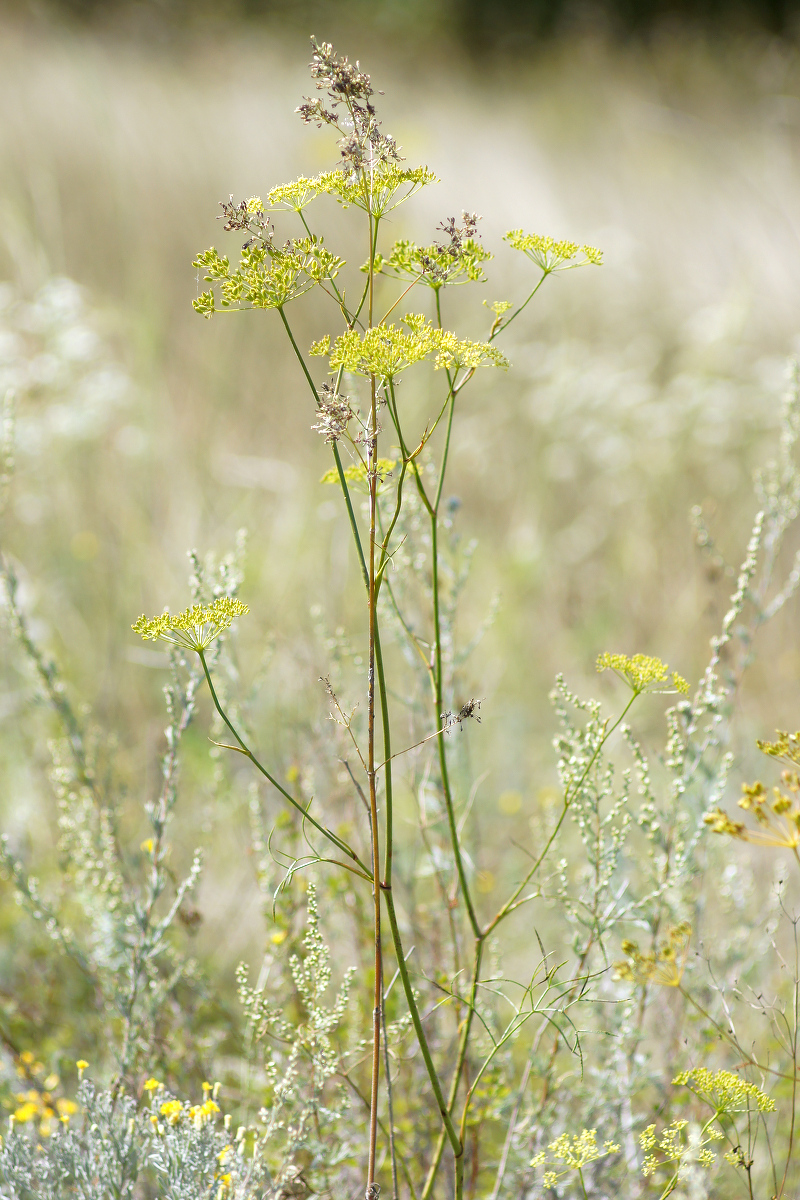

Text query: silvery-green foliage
(0, 1082), (141, 1200)
(0, 532), (247, 1086)
(237, 885), (357, 1190)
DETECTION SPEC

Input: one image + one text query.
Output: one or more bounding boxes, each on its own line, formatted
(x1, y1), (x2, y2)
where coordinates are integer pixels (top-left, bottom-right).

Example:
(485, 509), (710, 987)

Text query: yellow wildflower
(597, 652), (689, 696)
(705, 774), (800, 848)
(614, 922), (692, 987)
(160, 1099), (183, 1125)
(504, 229), (603, 273)
(673, 1067), (775, 1114)
(132, 596), (248, 654)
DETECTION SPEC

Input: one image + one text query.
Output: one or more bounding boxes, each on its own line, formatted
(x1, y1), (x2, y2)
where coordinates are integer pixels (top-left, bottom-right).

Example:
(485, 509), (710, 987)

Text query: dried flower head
(132, 597), (248, 653)
(596, 652), (689, 696)
(614, 921), (692, 987)
(312, 384), (353, 444)
(441, 699), (482, 733)
(296, 38), (400, 173)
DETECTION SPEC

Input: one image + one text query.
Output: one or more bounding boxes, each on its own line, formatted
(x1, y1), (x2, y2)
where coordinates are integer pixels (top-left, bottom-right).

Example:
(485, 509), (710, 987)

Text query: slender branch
(197, 650), (370, 876)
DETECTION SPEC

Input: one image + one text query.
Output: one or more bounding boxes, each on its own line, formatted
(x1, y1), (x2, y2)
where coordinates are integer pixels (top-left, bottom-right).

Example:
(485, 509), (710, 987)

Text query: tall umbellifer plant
(135, 39), (602, 1199)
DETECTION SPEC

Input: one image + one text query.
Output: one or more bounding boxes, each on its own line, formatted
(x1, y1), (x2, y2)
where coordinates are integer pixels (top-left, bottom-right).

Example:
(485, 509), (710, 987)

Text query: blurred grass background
(2, 0), (800, 979)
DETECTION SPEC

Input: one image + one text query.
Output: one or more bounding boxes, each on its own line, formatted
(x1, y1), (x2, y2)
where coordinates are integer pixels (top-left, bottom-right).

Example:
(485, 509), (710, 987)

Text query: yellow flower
(597, 652), (689, 696)
(160, 1099), (183, 1125)
(144, 1078), (162, 1093)
(756, 729), (800, 765)
(75, 1059), (88, 1072)
(132, 596), (248, 654)
(673, 1067), (775, 1114)
(12, 1101), (39, 1124)
(614, 922), (692, 987)
(705, 776), (800, 849)
(504, 229), (603, 273)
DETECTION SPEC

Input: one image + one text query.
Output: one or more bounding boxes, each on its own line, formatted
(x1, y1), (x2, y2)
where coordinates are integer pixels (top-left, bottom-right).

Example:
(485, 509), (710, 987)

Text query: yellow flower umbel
(597, 652), (689, 696)
(614, 922), (692, 988)
(672, 1067), (775, 1115)
(132, 597), (248, 654)
(310, 313), (507, 381)
(530, 1129), (620, 1190)
(704, 733), (800, 851)
(504, 229), (603, 273)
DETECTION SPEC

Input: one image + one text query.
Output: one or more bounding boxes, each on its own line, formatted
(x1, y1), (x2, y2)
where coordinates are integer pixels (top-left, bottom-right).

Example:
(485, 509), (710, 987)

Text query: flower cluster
(8, 1053), (78, 1137)
(704, 774), (800, 848)
(673, 1067), (775, 1114)
(132, 597), (248, 653)
(192, 237), (342, 318)
(614, 922), (692, 987)
(371, 224), (491, 290)
(756, 729), (800, 764)
(311, 313), (507, 380)
(147, 1081), (222, 1131)
(504, 229), (603, 272)
(596, 651), (689, 695)
(530, 1128), (620, 1188)
(640, 1119), (722, 1179)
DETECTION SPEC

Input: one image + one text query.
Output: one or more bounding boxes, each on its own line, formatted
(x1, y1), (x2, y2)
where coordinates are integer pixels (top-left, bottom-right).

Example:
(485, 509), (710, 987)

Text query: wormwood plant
(3, 35), (800, 1200)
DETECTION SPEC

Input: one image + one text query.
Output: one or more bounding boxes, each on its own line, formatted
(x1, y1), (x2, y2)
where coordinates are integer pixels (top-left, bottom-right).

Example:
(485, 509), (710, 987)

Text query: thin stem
(430, 512), (482, 940)
(383, 886), (463, 1160)
(420, 940), (484, 1200)
(197, 650), (370, 876)
(366, 200), (383, 1197)
(381, 962), (400, 1200)
(491, 271), (549, 340)
(485, 691), (638, 937)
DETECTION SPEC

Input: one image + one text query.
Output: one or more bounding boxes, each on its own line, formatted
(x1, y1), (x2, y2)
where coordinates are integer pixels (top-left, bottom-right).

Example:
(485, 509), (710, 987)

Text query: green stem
(197, 650), (369, 876)
(383, 886), (463, 1160)
(431, 511), (482, 940)
(491, 271), (549, 340)
(420, 939), (484, 1200)
(365, 197), (384, 1195)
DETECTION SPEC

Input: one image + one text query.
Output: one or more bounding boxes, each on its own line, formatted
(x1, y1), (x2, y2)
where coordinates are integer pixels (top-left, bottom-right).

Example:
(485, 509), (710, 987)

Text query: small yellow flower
(132, 597), (248, 654)
(614, 922), (692, 987)
(705, 775), (800, 849)
(504, 230), (603, 273)
(144, 1078), (162, 1093)
(160, 1099), (183, 1125)
(12, 1101), (38, 1124)
(270, 929), (288, 945)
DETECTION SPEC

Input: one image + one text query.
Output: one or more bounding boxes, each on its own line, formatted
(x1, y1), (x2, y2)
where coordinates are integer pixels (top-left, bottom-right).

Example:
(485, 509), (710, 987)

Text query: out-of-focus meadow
(2, 5), (800, 990)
